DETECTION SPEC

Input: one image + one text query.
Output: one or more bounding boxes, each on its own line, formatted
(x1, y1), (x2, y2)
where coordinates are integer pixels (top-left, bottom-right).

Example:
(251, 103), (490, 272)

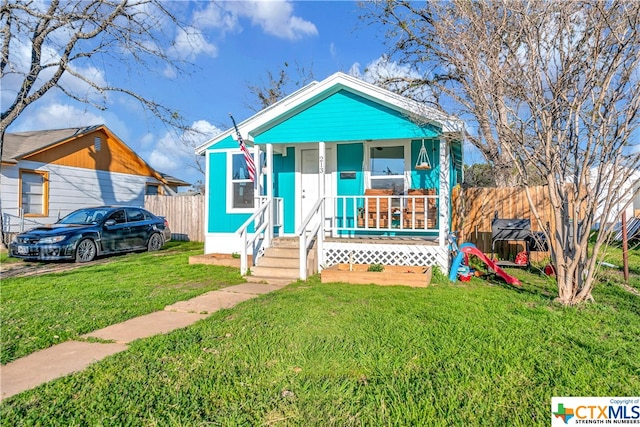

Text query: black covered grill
(491, 217), (532, 267)
(491, 219), (531, 242)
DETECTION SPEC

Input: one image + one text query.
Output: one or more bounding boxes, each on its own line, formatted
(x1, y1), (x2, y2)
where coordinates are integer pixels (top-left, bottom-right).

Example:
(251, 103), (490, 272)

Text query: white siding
(1, 165), (21, 223)
(593, 168), (640, 227)
(205, 232), (244, 254)
(1, 161), (164, 233)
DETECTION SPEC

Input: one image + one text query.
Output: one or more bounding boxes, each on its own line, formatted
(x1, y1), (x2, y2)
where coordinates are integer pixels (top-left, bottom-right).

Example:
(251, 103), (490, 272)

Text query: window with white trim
(20, 170), (48, 216)
(230, 153), (254, 209)
(369, 145), (405, 194)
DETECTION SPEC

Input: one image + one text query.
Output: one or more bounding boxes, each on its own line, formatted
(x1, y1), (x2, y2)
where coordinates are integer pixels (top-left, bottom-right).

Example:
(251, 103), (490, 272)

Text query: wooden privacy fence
(144, 195), (204, 242)
(145, 187), (561, 249)
(452, 186), (554, 260)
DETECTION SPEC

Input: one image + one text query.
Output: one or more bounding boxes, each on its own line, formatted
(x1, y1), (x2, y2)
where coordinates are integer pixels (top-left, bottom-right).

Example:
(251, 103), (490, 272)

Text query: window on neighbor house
(369, 145), (405, 194)
(230, 153), (254, 209)
(145, 184), (159, 195)
(20, 170), (48, 216)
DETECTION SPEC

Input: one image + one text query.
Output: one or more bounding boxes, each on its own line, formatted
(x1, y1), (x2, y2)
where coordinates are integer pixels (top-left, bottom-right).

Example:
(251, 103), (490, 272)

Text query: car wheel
(75, 239), (97, 263)
(147, 233), (163, 252)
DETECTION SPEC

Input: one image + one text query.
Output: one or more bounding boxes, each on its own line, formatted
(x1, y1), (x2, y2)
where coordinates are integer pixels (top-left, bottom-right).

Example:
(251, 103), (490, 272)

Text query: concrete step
(263, 246), (300, 258)
(257, 256), (300, 268)
(245, 275), (297, 286)
(270, 237), (300, 248)
(250, 265), (300, 279)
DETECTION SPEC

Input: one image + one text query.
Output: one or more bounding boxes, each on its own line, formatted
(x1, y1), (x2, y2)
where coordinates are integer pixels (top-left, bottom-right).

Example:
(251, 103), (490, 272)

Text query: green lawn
(0, 242), (245, 364)
(597, 240), (640, 291)
(1, 243), (638, 425)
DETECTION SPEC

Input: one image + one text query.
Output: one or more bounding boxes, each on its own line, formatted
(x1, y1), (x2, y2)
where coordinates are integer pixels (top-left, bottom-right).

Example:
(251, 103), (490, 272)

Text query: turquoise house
(196, 72), (464, 279)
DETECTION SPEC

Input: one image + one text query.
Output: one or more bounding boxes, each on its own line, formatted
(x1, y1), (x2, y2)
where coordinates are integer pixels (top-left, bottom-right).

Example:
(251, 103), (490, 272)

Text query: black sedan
(9, 206), (171, 263)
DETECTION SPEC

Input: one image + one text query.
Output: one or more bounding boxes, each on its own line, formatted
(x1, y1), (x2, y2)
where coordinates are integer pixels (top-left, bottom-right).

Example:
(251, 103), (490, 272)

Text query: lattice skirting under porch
(323, 241), (449, 273)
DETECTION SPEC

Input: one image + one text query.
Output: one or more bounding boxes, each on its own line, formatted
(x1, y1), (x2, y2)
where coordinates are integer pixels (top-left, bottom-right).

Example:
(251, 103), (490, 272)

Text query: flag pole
(228, 113), (256, 184)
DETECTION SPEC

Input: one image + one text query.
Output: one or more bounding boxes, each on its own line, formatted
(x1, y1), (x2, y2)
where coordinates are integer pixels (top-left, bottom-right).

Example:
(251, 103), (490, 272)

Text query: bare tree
(362, 0), (525, 187)
(504, 1), (640, 304)
(245, 62), (314, 111)
(0, 0), (196, 248)
(0, 0), (196, 135)
(365, 0), (640, 304)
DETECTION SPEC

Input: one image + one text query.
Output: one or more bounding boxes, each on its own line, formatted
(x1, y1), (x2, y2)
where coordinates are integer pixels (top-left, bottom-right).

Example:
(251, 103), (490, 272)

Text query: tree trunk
(0, 129), (7, 251)
(493, 154), (519, 188)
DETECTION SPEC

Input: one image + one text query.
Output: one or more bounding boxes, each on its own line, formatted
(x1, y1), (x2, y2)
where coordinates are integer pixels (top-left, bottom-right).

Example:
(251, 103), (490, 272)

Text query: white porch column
(266, 143), (274, 246)
(318, 141), (325, 271)
(439, 136), (450, 247)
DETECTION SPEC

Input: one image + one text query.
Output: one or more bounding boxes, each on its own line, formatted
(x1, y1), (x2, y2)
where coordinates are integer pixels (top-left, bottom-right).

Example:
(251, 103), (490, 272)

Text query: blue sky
(4, 1), (484, 188)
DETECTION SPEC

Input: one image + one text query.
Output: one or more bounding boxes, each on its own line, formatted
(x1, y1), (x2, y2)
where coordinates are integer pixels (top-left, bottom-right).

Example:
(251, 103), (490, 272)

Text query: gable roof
(196, 71), (464, 155)
(158, 172), (191, 187)
(2, 125), (190, 187)
(2, 125), (104, 162)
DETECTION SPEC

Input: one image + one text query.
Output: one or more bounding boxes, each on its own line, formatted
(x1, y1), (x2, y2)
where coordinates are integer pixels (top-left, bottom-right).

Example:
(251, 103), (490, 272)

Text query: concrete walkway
(0, 282), (286, 401)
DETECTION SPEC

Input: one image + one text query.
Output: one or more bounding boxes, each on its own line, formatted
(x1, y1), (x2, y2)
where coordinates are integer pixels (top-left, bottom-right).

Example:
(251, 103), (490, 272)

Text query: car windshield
(58, 208), (111, 225)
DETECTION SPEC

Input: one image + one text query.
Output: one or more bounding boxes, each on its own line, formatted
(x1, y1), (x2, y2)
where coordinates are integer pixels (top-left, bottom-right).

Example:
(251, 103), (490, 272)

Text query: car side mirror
(104, 219), (116, 227)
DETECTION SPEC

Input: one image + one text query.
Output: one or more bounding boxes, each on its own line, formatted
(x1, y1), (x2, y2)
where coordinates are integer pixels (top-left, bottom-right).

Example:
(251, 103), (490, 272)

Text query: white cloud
(348, 62), (362, 79)
(192, 2), (241, 34)
(3, 34), (110, 110)
(145, 120), (223, 182)
(329, 42), (337, 59)
(166, 27), (218, 62)
(352, 56), (434, 103)
(148, 149), (181, 172)
(360, 56), (421, 84)
(7, 97), (132, 144)
(139, 132), (156, 149)
(163, 66), (178, 79)
(190, 119), (223, 138)
(221, 1), (318, 40)
(10, 102), (105, 131)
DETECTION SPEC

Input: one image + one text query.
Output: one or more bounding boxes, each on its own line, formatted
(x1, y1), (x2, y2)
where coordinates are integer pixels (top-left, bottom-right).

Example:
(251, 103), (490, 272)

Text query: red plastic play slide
(460, 244), (522, 286)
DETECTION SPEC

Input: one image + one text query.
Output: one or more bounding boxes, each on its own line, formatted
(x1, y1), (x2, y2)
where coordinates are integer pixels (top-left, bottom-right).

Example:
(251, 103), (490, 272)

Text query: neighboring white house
(592, 165), (640, 229)
(1, 125), (190, 233)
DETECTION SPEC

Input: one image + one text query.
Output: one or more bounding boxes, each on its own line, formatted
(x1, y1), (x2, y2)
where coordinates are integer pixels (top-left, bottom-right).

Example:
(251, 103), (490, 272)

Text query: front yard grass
(1, 241), (244, 364)
(1, 260), (638, 425)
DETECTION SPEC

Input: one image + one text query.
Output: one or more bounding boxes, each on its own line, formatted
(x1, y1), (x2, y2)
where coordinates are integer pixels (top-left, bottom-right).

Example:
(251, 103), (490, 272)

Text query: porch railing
(329, 194), (439, 233)
(1, 208), (61, 234)
(237, 197), (283, 275)
(297, 197), (325, 280)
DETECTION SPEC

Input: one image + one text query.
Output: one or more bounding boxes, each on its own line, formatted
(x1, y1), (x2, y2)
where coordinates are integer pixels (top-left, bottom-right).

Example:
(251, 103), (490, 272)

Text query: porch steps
(246, 237), (316, 285)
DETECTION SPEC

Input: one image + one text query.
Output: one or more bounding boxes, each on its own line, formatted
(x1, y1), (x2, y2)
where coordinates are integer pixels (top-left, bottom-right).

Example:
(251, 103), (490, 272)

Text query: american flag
(229, 114), (256, 182)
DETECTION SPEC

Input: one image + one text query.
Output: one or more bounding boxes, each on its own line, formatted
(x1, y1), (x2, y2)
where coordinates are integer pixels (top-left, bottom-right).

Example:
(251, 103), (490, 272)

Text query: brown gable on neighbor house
(2, 125), (189, 187)
(2, 126), (102, 162)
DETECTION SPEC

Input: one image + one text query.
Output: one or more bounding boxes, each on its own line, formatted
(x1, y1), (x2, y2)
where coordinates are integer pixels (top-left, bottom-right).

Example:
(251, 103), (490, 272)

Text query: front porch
(235, 233), (446, 287)
(237, 190), (450, 283)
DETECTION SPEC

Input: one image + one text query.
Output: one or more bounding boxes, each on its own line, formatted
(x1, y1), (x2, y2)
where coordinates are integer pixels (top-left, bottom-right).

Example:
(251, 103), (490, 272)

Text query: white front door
(300, 148), (334, 230)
